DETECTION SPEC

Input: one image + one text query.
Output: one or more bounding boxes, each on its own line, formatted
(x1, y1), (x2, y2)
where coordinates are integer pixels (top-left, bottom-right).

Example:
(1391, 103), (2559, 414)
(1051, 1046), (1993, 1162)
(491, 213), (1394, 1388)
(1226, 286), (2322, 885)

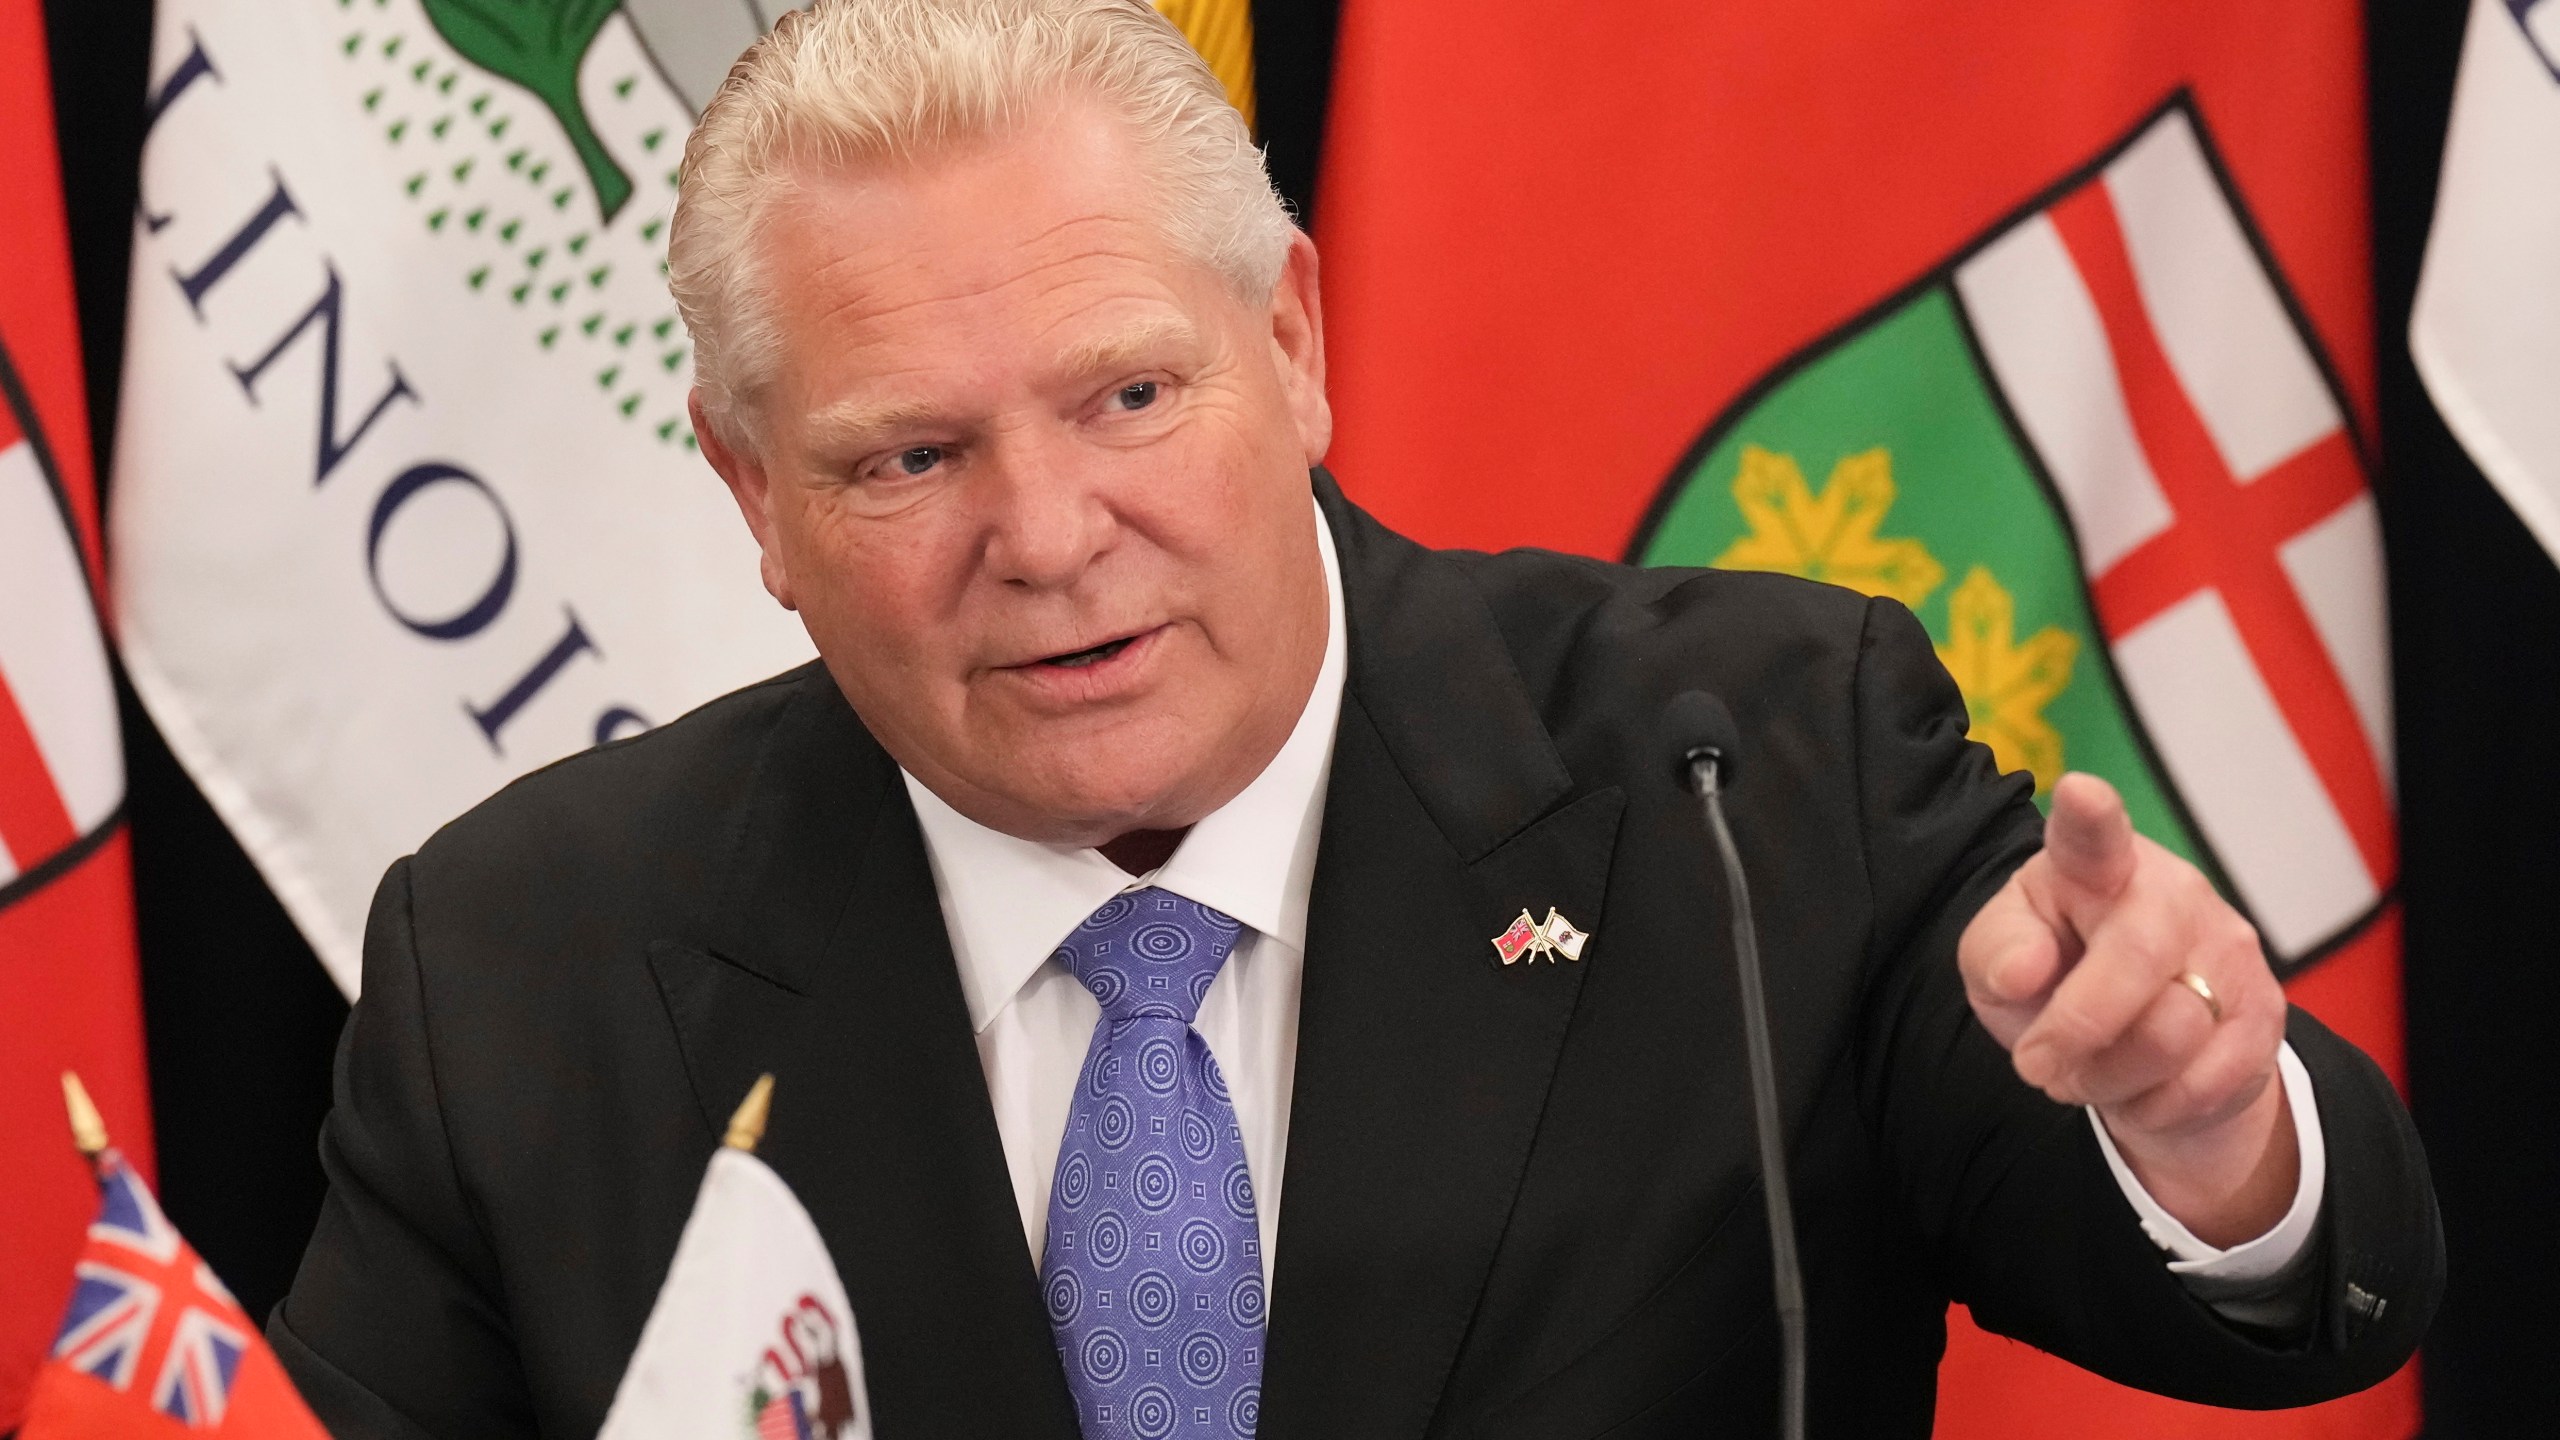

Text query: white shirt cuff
(2087, 1041), (2325, 1306)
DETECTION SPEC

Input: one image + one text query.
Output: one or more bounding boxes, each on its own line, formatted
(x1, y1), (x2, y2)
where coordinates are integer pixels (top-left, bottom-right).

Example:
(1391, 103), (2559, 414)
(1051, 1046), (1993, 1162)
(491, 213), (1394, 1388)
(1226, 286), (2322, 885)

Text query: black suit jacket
(273, 474), (2439, 1438)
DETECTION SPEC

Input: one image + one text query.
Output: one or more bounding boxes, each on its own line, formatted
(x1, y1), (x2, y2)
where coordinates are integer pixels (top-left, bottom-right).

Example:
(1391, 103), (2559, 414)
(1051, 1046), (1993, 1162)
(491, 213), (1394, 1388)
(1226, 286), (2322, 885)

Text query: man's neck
(1099, 827), (1189, 876)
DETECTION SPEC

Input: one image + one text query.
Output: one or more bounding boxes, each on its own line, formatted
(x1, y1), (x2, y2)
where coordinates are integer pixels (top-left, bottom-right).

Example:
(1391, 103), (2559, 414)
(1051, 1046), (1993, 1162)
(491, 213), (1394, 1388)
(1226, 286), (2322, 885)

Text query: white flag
(600, 1083), (873, 1440)
(2410, 0), (2560, 566)
(109, 0), (815, 994)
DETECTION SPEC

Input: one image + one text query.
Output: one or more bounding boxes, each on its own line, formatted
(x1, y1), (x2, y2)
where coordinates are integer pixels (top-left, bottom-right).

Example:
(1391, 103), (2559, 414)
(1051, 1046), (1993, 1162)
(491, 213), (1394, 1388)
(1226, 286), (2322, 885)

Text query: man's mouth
(1035, 634), (1143, 669)
(998, 624), (1171, 696)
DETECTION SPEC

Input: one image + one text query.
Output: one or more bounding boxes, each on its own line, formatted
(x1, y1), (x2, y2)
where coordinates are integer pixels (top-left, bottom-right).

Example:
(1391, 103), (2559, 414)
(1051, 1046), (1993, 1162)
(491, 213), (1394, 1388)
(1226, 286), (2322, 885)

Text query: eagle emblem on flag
(742, 1294), (861, 1440)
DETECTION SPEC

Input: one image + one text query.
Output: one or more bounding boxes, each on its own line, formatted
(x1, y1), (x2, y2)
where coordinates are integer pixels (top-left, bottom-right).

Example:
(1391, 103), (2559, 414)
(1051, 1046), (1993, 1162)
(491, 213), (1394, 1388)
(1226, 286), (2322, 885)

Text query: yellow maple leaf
(1934, 566), (2078, 794)
(1712, 445), (1946, 609)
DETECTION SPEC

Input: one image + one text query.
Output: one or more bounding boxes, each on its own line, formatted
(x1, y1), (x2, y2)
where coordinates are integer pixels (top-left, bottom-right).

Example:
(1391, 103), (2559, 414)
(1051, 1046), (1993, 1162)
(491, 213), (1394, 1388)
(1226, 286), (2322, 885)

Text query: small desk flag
(20, 1076), (328, 1440)
(597, 1077), (872, 1440)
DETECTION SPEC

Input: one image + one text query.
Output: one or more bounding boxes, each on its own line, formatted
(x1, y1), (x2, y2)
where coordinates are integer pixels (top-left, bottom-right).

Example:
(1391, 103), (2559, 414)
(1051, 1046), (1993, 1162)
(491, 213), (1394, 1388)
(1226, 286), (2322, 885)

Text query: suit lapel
(647, 669), (1079, 1440)
(1259, 481), (1627, 1439)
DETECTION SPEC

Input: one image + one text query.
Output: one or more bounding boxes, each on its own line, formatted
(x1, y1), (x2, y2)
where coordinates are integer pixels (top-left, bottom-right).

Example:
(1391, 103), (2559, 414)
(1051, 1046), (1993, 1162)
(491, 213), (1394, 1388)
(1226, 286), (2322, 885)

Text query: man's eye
(1113, 381), (1159, 411)
(894, 446), (943, 476)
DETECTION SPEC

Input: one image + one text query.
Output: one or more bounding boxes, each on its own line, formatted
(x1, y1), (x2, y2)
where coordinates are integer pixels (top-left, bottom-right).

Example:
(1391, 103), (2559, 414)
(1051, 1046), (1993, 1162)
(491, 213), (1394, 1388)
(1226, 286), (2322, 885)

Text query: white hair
(668, 0), (1296, 451)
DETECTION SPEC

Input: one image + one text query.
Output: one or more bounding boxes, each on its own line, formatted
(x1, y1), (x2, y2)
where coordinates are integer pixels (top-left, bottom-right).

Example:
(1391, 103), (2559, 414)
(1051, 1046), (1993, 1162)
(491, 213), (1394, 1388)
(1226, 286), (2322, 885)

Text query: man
(270, 1), (2440, 1435)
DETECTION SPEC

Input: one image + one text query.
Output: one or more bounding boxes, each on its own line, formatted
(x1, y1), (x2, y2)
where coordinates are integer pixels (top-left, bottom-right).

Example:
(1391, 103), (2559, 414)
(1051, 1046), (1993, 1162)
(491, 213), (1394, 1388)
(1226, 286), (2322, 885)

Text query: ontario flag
(0, 0), (155, 1428)
(1318, 1), (2409, 1435)
(19, 1138), (328, 1439)
(1637, 102), (2393, 976)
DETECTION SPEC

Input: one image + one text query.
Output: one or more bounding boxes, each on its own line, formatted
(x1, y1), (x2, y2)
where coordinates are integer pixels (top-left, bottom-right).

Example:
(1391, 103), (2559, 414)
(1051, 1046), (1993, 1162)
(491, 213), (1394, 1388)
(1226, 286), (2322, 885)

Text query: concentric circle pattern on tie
(1040, 887), (1265, 1437)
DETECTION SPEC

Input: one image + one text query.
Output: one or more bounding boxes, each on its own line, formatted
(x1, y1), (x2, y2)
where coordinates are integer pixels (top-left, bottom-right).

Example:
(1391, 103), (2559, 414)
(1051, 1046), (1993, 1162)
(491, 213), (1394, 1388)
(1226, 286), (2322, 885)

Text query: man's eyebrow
(1052, 316), (1203, 382)
(802, 397), (952, 454)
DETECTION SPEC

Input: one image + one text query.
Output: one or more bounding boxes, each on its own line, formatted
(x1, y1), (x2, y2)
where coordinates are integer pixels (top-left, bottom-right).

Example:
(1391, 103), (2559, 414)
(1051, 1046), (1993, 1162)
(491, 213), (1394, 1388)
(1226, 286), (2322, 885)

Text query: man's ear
(1268, 232), (1332, 467)
(691, 390), (798, 612)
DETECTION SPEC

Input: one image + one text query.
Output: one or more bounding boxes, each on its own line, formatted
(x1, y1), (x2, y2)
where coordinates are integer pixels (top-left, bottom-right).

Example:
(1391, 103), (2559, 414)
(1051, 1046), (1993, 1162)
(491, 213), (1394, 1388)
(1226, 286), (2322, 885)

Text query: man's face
(697, 100), (1332, 846)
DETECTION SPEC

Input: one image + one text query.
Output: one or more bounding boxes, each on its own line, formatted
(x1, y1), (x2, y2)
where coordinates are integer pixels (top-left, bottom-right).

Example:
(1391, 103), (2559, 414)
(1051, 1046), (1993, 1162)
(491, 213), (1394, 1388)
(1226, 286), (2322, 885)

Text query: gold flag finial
(724, 1073), (775, 1153)
(61, 1072), (109, 1157)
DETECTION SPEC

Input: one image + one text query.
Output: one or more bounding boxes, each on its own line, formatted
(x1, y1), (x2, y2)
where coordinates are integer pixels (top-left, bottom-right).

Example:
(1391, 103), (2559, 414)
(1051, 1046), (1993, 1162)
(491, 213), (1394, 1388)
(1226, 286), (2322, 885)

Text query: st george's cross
(2032, 157), (2393, 951)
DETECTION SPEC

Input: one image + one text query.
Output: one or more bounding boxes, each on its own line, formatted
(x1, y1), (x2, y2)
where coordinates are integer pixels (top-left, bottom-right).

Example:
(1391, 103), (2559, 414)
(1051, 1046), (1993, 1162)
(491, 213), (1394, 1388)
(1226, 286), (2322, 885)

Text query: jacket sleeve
(268, 856), (542, 1439)
(1844, 595), (2442, 1407)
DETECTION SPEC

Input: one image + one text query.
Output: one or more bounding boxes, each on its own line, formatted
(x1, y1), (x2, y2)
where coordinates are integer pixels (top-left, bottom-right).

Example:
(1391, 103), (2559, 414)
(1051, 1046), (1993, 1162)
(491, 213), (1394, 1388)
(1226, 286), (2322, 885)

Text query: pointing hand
(1958, 773), (2297, 1246)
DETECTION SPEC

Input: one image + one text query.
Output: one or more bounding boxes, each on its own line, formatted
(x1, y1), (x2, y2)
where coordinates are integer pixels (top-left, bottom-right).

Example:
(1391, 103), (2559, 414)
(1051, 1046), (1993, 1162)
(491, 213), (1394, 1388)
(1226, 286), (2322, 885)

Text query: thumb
(2043, 772), (2135, 906)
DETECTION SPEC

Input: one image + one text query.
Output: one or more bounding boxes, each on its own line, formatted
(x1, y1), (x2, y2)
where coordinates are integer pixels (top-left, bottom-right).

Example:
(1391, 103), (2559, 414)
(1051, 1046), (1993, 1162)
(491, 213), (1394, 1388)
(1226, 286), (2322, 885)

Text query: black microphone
(1663, 690), (1805, 1440)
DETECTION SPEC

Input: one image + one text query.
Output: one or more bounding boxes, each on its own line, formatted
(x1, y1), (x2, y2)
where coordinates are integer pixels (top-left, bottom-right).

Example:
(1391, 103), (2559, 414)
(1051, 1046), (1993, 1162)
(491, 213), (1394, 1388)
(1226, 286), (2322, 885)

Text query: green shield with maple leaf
(1630, 283), (2218, 877)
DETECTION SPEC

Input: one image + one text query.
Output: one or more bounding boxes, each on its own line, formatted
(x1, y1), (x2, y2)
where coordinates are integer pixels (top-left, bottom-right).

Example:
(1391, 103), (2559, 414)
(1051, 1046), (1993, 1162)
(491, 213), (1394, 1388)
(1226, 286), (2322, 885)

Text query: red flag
(20, 1139), (327, 1439)
(0, 0), (155, 1428)
(1317, 3), (2411, 1436)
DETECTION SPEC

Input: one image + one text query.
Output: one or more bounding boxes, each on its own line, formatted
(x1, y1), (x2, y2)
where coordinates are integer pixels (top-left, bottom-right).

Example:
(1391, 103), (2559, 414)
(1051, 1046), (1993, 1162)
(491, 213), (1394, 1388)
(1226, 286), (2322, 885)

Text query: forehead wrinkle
(802, 231), (1174, 337)
(1010, 207), (1160, 256)
(773, 176), (1207, 456)
(778, 178), (1167, 318)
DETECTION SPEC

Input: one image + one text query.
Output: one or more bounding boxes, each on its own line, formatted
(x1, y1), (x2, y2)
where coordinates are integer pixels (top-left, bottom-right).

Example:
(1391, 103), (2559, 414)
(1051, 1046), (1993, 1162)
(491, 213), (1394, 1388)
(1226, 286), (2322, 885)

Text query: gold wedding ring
(2174, 970), (2223, 1024)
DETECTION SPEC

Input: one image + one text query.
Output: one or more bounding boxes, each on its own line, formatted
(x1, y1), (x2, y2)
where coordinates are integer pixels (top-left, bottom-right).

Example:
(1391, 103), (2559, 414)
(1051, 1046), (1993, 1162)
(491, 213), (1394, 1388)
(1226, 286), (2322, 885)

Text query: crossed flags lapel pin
(1492, 907), (1591, 965)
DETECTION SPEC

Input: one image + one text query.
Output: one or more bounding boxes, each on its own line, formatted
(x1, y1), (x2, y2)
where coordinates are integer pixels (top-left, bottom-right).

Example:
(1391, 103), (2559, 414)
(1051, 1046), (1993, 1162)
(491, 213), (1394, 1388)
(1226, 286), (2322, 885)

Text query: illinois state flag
(111, 0), (817, 996)
(20, 1143), (328, 1439)
(1319, 2), (2408, 1437)
(598, 1080), (874, 1440)
(110, 0), (1258, 999)
(0, 0), (155, 1427)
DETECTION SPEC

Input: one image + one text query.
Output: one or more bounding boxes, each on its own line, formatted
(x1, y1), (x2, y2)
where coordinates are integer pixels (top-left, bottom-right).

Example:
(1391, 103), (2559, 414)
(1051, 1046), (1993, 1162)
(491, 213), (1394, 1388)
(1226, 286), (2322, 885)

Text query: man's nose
(978, 433), (1115, 590)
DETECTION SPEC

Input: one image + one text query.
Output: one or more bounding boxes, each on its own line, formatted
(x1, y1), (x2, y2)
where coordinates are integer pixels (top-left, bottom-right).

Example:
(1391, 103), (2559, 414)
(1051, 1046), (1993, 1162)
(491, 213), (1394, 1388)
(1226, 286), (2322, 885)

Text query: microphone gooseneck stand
(1673, 691), (1807, 1440)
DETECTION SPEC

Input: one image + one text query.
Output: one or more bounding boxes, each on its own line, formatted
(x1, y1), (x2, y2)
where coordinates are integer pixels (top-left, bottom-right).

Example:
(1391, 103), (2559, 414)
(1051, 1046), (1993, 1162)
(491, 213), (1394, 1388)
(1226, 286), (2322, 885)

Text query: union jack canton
(47, 1149), (253, 1427)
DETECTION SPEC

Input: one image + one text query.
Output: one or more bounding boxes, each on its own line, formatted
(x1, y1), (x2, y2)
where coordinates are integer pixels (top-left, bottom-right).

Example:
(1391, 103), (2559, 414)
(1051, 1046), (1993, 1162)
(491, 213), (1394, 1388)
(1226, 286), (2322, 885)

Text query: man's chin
(916, 687), (1283, 846)
(930, 743), (1226, 848)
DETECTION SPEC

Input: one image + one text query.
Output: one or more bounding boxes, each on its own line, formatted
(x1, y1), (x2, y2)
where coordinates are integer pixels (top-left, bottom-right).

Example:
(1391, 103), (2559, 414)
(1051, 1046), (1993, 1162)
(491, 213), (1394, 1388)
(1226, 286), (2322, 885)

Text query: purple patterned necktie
(1041, 888), (1265, 1440)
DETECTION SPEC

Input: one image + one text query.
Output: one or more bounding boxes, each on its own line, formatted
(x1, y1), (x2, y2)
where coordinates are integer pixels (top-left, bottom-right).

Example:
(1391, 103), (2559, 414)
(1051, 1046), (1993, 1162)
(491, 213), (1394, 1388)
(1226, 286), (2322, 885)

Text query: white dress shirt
(901, 498), (2325, 1306)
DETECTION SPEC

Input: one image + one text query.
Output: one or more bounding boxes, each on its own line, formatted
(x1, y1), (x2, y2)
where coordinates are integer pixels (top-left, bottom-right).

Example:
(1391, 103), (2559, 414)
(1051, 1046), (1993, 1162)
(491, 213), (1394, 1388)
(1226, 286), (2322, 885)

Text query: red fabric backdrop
(1314, 3), (2412, 1435)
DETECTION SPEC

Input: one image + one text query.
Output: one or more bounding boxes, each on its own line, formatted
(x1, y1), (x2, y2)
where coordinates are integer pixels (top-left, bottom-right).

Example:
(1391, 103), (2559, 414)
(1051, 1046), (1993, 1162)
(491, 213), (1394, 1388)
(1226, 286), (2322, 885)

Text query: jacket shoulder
(1442, 545), (1885, 720)
(1454, 544), (1868, 616)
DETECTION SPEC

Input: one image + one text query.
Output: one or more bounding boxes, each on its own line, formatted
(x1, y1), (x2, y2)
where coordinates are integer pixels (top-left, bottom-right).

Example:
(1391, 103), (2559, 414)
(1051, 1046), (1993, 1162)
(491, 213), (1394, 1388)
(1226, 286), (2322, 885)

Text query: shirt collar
(904, 498), (1348, 1033)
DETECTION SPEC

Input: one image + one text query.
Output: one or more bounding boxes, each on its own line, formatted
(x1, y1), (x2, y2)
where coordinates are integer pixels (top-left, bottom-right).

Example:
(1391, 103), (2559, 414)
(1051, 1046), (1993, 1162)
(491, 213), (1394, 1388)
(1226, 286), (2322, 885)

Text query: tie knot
(1052, 887), (1244, 1024)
